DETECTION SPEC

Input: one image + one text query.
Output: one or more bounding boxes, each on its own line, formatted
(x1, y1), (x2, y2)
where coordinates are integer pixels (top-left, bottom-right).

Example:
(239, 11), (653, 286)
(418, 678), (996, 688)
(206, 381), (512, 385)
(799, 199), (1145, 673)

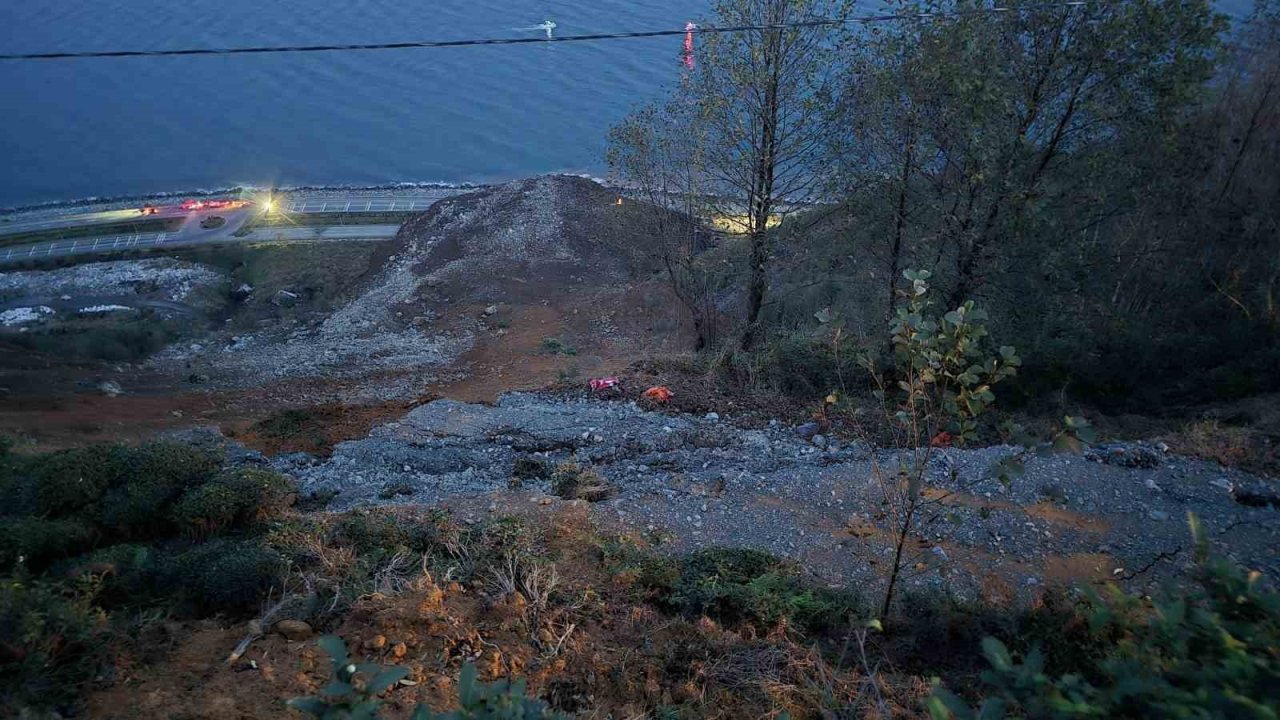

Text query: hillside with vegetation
(1, 0), (1278, 717)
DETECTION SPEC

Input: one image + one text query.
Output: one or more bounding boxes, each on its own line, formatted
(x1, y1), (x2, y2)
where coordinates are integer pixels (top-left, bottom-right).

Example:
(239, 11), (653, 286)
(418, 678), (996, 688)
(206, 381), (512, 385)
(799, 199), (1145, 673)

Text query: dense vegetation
(2, 0), (1277, 716)
(609, 0), (1280, 414)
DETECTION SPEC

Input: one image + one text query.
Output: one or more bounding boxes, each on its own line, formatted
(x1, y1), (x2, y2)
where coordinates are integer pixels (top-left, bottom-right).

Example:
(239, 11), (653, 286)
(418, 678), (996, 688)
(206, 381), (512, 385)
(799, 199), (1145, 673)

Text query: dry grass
(1167, 419), (1278, 477)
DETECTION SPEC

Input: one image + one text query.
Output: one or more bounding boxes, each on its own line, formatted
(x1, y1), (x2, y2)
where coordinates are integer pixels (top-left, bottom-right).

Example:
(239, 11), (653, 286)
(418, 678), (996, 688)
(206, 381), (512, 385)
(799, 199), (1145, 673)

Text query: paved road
(284, 196), (440, 213)
(0, 192), (453, 237)
(0, 207), (180, 235)
(0, 223), (402, 264)
(0, 190), (457, 266)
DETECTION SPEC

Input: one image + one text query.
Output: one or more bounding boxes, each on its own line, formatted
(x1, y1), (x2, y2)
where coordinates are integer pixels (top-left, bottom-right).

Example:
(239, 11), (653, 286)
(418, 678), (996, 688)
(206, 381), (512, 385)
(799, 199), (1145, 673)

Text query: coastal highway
(0, 191), (461, 265)
(0, 193), (450, 236)
(0, 224), (403, 264)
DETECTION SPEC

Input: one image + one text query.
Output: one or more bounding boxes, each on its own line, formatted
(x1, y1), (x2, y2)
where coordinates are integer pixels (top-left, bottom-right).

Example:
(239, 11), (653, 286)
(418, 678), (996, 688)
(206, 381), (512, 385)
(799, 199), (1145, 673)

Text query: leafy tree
(610, 0), (841, 350)
(857, 270), (1022, 617)
(607, 99), (722, 349)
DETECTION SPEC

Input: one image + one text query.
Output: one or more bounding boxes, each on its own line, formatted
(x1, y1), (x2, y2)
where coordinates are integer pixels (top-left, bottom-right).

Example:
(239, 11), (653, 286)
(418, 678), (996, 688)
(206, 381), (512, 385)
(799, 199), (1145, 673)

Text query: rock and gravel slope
(266, 393), (1280, 601)
(152, 175), (686, 402)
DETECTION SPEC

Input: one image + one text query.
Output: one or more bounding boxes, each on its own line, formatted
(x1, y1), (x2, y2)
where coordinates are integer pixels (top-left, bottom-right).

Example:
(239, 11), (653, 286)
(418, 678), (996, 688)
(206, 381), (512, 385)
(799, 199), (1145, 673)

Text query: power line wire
(0, 1), (1095, 62)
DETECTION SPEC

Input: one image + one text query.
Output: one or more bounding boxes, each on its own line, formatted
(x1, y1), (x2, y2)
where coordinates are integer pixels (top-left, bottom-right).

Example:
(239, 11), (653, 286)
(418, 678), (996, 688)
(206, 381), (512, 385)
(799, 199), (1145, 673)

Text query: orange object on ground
(642, 386), (673, 403)
(930, 431), (953, 447)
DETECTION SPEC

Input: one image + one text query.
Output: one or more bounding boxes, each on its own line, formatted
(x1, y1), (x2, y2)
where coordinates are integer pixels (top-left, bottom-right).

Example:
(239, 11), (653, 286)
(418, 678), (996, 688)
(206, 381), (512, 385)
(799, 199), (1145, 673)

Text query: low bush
(512, 456), (551, 481)
(550, 462), (615, 502)
(97, 443), (221, 538)
(0, 518), (96, 574)
(0, 579), (107, 713)
(291, 636), (564, 720)
(26, 444), (132, 518)
(640, 547), (863, 633)
(56, 543), (161, 608)
(170, 467), (295, 537)
(158, 539), (288, 614)
(335, 511), (429, 555)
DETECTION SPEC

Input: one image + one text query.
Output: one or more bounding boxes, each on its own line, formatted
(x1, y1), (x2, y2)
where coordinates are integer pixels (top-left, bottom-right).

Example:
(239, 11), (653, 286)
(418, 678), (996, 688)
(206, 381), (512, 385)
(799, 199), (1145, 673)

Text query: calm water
(0, 0), (1253, 208)
(0, 1), (712, 207)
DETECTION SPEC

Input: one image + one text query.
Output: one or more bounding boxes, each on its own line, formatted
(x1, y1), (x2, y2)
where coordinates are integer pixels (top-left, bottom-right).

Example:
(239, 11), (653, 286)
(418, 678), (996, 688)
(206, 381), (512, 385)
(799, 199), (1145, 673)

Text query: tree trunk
(886, 121), (916, 325)
(739, 22), (784, 351)
(881, 499), (918, 618)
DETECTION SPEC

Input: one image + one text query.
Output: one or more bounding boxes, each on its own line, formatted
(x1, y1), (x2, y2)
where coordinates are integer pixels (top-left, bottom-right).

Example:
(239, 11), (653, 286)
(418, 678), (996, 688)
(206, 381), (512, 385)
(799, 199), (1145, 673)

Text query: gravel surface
(0, 258), (222, 303)
(270, 393), (1280, 600)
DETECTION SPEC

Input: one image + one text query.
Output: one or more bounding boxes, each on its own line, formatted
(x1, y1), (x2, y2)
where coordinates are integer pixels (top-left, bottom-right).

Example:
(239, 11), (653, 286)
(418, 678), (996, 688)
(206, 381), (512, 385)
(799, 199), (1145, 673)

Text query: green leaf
(1052, 434), (1084, 455)
(367, 667), (410, 696)
(286, 697), (330, 717)
(457, 663), (479, 707)
(317, 635), (349, 668)
(319, 680), (352, 697)
(975, 697), (1007, 720)
(981, 637), (1013, 672)
(409, 707), (434, 720)
(927, 685), (975, 719)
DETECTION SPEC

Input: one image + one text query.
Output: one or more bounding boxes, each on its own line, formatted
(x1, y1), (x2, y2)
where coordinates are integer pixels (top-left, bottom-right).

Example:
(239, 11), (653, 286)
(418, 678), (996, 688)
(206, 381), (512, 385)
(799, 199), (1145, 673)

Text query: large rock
(273, 620), (313, 641)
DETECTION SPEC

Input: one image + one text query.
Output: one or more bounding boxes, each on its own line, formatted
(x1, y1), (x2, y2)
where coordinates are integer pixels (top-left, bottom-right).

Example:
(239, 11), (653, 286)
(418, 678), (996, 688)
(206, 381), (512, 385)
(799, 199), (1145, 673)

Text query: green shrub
(335, 510), (441, 555)
(0, 579), (106, 712)
(169, 483), (248, 537)
(97, 443), (221, 537)
(27, 444), (132, 518)
(930, 516), (1280, 719)
(55, 543), (161, 609)
(412, 662), (564, 719)
(512, 456), (551, 481)
(0, 518), (96, 573)
(289, 635), (411, 719)
(169, 467), (294, 537)
(644, 547), (862, 632)
(159, 540), (287, 613)
(724, 331), (863, 397)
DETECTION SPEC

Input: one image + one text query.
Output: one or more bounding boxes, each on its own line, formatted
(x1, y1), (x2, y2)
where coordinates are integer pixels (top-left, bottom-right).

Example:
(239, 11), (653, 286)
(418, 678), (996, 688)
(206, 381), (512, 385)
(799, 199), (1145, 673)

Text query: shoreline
(0, 172), (613, 217)
(0, 181), (488, 217)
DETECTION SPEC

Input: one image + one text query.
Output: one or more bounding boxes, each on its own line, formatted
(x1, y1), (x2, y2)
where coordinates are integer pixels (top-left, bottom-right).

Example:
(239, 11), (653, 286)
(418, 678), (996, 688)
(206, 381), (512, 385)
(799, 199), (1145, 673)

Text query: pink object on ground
(589, 377), (620, 392)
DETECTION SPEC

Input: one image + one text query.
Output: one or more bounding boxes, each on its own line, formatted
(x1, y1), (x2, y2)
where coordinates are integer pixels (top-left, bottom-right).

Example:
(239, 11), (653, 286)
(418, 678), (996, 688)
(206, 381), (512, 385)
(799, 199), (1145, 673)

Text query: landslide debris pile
(272, 393), (1280, 596)
(159, 175), (678, 399)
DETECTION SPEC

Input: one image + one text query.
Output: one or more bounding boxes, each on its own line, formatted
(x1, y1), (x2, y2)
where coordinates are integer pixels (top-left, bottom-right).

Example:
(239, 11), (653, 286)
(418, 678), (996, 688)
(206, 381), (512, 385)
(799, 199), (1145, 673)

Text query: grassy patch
(2, 312), (186, 363)
(540, 337), (578, 356)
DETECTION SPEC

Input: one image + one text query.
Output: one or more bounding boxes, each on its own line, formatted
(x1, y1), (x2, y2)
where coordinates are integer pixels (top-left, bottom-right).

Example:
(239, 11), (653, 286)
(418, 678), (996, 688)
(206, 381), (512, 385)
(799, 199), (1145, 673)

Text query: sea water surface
(0, 0), (1255, 208)
(0, 0), (714, 207)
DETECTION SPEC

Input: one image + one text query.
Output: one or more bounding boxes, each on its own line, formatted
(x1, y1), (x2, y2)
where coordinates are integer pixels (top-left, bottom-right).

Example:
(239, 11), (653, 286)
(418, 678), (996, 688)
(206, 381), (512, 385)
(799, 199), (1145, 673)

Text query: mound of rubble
(153, 175), (686, 401)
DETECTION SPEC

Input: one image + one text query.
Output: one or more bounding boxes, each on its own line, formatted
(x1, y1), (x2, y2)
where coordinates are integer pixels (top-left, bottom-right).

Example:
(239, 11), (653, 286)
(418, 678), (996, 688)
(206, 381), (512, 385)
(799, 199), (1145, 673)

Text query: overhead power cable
(0, 1), (1095, 62)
